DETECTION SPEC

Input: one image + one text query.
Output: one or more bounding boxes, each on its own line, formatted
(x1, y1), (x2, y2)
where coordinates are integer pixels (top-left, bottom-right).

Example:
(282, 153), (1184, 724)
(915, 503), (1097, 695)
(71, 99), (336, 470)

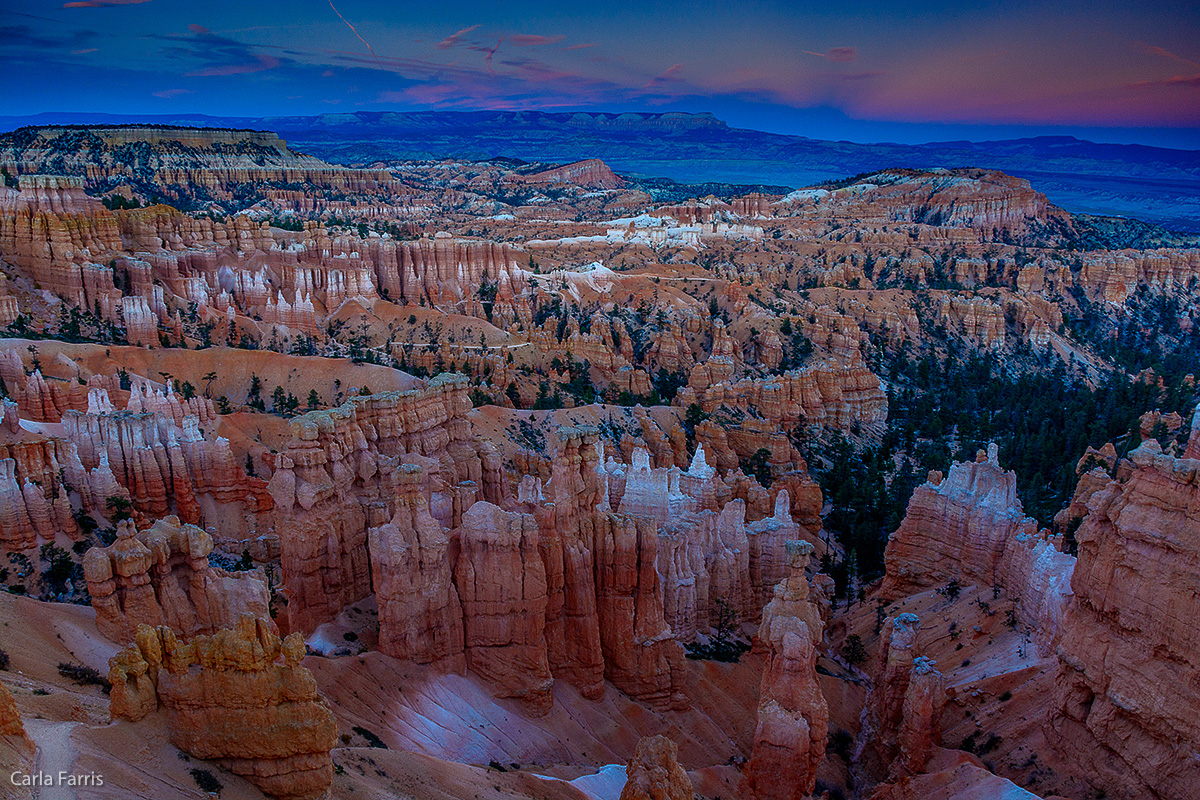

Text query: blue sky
(3, 0), (1199, 147)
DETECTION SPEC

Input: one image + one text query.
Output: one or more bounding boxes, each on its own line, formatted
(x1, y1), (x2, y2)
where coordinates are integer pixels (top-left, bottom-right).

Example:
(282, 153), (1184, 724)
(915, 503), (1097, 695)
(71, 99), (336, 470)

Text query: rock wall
(0, 126), (403, 208)
(0, 681), (27, 738)
(83, 517), (271, 644)
(860, 614), (946, 783)
(108, 615), (339, 800)
(881, 445), (1074, 653)
(368, 464), (465, 669)
(454, 501), (553, 715)
(745, 540), (828, 800)
(618, 735), (693, 800)
(536, 427), (687, 709)
(1048, 439), (1200, 799)
(521, 159), (625, 190)
(268, 374), (480, 632)
(683, 356), (887, 431)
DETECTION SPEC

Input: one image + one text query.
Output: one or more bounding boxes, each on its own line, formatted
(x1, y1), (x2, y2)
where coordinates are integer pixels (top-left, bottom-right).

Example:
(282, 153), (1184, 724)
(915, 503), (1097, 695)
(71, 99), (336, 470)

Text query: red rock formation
(746, 540), (828, 800)
(533, 427), (686, 708)
(521, 159), (625, 189)
(881, 445), (1074, 652)
(618, 735), (693, 800)
(895, 657), (945, 778)
(863, 613), (922, 775)
(1052, 443), (1118, 530)
(684, 355), (887, 431)
(773, 168), (1055, 232)
(369, 464), (465, 669)
(1048, 439), (1200, 799)
(869, 751), (1045, 800)
(860, 611), (947, 782)
(0, 426), (83, 550)
(83, 517), (271, 644)
(61, 402), (271, 549)
(592, 508), (686, 709)
(1186, 403), (1200, 459)
(269, 375), (479, 632)
(0, 681), (27, 738)
(108, 615), (339, 800)
(454, 500), (553, 714)
(1, 126), (404, 208)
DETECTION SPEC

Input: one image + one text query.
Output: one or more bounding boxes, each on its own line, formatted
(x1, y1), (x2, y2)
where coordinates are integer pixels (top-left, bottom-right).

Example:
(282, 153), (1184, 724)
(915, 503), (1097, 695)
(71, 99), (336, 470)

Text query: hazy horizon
(3, 108), (1200, 152)
(5, 0), (1199, 150)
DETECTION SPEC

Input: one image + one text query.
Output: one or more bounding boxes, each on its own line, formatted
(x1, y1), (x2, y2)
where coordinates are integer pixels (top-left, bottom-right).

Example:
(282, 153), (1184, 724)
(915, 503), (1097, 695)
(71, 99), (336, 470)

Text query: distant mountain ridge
(2, 110), (1198, 229)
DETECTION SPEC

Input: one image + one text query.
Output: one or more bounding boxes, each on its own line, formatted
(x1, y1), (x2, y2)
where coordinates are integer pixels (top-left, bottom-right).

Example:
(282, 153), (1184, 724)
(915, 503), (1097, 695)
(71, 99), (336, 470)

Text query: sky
(3, 0), (1200, 148)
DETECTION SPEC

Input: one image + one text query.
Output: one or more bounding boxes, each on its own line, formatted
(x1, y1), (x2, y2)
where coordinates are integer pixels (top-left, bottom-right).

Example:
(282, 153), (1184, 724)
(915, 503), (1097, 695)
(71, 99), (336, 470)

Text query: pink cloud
(153, 88), (192, 98)
(64, 0), (155, 7)
(1137, 42), (1200, 70)
(564, 43), (597, 51)
(1128, 73), (1200, 89)
(185, 54), (280, 77)
(509, 34), (565, 47)
(804, 46), (858, 62)
(188, 24), (209, 34)
(436, 24), (479, 50)
(644, 63), (683, 89)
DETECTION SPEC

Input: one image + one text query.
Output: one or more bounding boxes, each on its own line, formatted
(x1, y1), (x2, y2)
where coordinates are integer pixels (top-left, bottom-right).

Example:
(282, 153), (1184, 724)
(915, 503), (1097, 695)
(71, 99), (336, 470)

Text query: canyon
(0, 123), (1197, 800)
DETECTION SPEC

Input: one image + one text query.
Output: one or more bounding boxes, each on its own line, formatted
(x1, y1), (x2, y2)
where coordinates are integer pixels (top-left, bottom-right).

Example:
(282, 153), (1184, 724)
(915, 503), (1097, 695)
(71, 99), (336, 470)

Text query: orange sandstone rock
(454, 500), (553, 714)
(746, 540), (828, 800)
(618, 735), (693, 800)
(83, 516), (271, 644)
(1048, 439), (1200, 799)
(108, 615), (339, 800)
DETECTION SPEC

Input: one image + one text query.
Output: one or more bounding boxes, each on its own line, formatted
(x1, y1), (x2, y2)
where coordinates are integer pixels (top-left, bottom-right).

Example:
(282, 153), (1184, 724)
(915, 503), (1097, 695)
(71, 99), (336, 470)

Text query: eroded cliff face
(0, 366), (274, 559)
(83, 516), (271, 644)
(881, 445), (1075, 653)
(268, 374), (481, 632)
(454, 500), (554, 714)
(521, 159), (626, 190)
(618, 735), (693, 800)
(368, 464), (466, 669)
(535, 427), (687, 709)
(1048, 439), (1200, 799)
(682, 355), (887, 431)
(858, 613), (948, 785)
(745, 540), (828, 800)
(108, 614), (339, 800)
(0, 126), (404, 210)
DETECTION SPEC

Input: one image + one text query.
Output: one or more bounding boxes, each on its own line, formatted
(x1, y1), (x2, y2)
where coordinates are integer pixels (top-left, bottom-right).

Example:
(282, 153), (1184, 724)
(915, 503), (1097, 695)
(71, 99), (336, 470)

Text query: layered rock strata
(108, 615), (339, 800)
(881, 445), (1074, 652)
(1048, 439), (1200, 799)
(83, 517), (271, 644)
(618, 735), (693, 800)
(454, 501), (553, 714)
(745, 540), (828, 800)
(269, 375), (481, 632)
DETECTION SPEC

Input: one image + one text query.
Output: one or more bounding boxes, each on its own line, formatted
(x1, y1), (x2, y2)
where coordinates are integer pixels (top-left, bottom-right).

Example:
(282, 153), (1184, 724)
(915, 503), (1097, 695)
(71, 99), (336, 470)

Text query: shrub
(57, 662), (110, 691)
(684, 598), (752, 663)
(190, 768), (222, 794)
(939, 579), (962, 601)
(842, 633), (868, 666)
(0, 649), (9, 670)
(827, 728), (854, 761)
(352, 725), (387, 749)
(106, 495), (133, 522)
